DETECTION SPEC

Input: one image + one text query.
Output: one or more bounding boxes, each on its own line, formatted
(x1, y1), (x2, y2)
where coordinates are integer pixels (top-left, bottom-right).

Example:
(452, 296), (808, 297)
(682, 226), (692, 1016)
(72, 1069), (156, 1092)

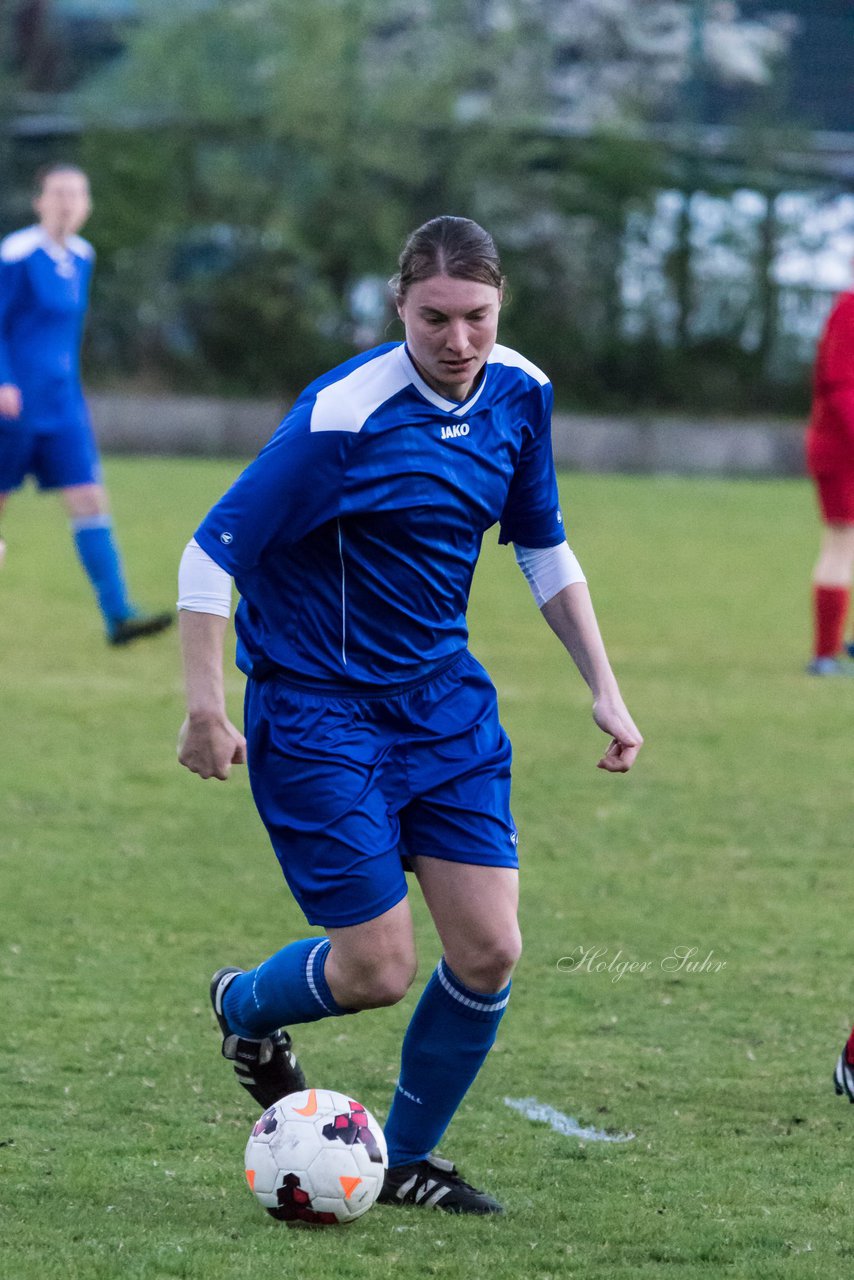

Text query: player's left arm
(538, 579), (643, 773)
(502, 377), (641, 772)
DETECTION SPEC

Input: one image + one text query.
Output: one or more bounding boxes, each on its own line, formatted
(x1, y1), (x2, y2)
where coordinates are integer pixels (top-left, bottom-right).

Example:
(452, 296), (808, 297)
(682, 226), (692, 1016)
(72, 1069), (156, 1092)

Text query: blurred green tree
(72, 0), (801, 406)
(75, 0), (669, 393)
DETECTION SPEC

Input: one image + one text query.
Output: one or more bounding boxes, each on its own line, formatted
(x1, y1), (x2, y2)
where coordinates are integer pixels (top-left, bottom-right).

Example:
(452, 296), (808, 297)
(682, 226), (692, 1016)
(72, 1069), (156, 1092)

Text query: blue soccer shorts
(243, 649), (518, 928)
(0, 418), (100, 493)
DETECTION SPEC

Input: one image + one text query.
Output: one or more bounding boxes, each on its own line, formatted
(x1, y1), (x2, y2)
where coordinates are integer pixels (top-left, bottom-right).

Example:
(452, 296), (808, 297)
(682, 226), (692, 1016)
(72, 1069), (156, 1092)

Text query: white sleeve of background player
(177, 538), (233, 618)
(513, 541), (586, 607)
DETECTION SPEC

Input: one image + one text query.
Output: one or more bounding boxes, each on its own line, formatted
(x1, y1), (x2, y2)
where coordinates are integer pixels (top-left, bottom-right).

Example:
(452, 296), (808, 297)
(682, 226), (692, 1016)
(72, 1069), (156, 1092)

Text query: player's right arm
(177, 540), (245, 781)
(0, 384), (21, 418)
(177, 393), (352, 775)
(0, 252), (25, 420)
(178, 611), (246, 780)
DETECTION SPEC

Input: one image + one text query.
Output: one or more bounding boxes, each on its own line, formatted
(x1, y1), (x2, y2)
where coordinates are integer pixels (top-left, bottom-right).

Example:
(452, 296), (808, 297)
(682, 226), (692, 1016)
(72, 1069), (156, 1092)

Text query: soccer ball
(244, 1088), (388, 1225)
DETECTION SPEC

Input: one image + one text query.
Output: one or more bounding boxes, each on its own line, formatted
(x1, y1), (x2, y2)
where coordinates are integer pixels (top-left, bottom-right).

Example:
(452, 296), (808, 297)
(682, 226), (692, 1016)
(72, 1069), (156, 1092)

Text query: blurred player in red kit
(805, 283), (854, 674)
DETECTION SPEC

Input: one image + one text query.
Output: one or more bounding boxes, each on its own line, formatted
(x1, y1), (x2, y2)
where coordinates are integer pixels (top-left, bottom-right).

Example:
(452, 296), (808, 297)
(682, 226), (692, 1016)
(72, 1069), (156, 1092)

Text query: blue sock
(383, 957), (511, 1168)
(223, 937), (350, 1038)
(71, 516), (133, 627)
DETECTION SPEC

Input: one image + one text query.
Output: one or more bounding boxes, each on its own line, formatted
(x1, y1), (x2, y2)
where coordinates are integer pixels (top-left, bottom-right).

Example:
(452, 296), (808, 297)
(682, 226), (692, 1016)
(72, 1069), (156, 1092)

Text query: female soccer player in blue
(0, 164), (172, 644)
(177, 216), (643, 1214)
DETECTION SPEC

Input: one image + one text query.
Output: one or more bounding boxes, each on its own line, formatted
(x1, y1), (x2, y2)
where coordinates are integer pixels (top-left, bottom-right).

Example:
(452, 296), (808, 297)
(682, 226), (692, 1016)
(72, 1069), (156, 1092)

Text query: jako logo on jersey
(440, 422), (470, 441)
(220, 531), (234, 544)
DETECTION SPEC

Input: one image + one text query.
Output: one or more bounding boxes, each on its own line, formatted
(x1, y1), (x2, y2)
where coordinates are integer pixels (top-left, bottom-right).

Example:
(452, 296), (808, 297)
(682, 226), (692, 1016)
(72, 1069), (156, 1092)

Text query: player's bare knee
(450, 932), (522, 993)
(336, 953), (417, 1009)
(352, 968), (414, 1009)
(375, 969), (417, 1008)
(61, 483), (107, 518)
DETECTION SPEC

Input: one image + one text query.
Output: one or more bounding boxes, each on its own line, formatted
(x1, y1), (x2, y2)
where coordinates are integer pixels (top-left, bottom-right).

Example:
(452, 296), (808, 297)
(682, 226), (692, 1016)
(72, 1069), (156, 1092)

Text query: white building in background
(621, 190), (854, 363)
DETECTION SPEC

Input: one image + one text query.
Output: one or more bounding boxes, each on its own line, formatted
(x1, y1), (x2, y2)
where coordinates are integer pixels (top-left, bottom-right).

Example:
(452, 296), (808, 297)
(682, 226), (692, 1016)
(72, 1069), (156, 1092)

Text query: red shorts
(814, 470), (854, 524)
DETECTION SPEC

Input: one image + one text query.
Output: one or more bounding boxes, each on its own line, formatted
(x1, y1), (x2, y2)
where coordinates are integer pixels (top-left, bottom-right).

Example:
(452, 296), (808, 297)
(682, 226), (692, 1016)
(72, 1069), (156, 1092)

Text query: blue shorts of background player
(246, 651), (517, 928)
(0, 414), (100, 494)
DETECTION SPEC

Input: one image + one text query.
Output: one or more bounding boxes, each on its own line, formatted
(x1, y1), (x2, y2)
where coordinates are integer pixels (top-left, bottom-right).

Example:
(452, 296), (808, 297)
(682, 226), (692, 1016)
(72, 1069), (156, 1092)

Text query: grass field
(2, 457), (853, 1279)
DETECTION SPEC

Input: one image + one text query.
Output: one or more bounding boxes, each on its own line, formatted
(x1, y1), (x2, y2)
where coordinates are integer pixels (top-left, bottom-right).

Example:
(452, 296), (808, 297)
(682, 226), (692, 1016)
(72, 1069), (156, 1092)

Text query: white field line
(504, 1096), (635, 1143)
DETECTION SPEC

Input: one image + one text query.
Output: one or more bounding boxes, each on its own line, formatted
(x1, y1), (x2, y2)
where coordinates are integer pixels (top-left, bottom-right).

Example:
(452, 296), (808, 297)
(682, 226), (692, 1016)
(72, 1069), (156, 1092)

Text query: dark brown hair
(33, 163), (88, 196)
(390, 216), (505, 302)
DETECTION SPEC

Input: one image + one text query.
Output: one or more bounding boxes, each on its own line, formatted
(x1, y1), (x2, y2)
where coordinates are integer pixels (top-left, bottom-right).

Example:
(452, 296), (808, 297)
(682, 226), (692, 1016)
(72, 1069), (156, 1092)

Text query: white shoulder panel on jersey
(0, 226), (45, 264)
(0, 227), (94, 265)
(310, 345), (412, 434)
(487, 343), (550, 387)
(66, 234), (95, 261)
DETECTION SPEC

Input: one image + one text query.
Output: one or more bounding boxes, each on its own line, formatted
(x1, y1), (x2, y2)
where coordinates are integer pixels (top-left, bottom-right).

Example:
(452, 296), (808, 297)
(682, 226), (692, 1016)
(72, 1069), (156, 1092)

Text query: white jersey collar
(36, 225), (90, 265)
(399, 344), (490, 417)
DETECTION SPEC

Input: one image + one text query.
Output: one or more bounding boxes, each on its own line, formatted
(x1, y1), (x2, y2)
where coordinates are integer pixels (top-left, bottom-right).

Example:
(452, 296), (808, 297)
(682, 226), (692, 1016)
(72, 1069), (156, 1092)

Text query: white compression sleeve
(177, 538), (233, 618)
(513, 541), (586, 607)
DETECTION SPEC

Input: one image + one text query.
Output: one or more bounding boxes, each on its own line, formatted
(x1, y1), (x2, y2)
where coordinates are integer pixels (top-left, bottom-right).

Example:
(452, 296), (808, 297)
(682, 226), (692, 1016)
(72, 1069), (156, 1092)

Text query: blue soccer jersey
(195, 341), (566, 687)
(0, 225), (94, 432)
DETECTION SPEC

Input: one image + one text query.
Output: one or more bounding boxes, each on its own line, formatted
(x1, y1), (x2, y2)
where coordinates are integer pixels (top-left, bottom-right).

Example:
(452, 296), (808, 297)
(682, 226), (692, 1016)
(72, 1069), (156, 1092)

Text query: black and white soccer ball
(244, 1088), (388, 1225)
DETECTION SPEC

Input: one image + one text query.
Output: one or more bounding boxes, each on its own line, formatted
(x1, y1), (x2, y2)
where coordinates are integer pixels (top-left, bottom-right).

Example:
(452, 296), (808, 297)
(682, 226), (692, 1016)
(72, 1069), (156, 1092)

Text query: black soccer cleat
(378, 1154), (504, 1214)
(209, 966), (306, 1109)
(108, 611), (174, 646)
(834, 1031), (854, 1102)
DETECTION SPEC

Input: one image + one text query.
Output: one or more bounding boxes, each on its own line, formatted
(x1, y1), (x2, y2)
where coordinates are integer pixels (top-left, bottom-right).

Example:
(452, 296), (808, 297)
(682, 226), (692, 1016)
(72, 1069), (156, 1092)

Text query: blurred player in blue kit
(0, 164), (172, 644)
(177, 217), (642, 1213)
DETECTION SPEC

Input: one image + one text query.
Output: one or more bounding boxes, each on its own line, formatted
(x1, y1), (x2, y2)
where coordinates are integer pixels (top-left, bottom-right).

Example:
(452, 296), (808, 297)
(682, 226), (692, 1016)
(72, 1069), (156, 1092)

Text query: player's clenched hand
(0, 384), (22, 419)
(592, 693), (643, 774)
(178, 713), (247, 780)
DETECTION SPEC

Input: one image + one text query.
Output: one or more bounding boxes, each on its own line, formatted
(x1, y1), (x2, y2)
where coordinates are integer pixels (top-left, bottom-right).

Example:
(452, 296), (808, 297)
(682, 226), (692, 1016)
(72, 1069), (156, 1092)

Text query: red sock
(846, 1026), (854, 1067)
(813, 585), (850, 658)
